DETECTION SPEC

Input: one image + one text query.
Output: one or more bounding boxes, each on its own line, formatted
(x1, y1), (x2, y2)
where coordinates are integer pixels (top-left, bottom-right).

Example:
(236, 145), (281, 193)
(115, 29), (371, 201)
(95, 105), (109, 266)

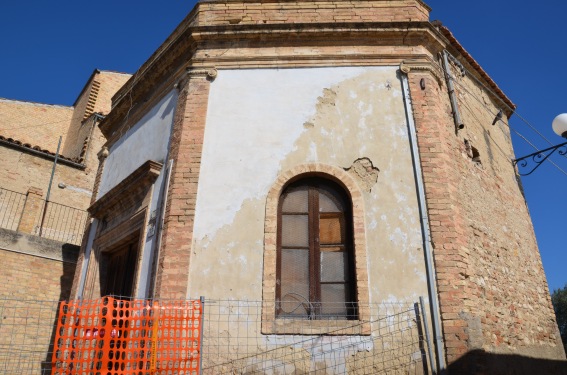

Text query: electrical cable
(454, 79), (567, 176)
(441, 59), (567, 176)
(445, 51), (566, 149)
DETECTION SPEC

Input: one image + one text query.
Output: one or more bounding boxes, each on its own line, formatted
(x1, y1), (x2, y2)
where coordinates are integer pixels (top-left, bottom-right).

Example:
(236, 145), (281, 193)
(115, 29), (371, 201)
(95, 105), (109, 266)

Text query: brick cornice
(100, 22), (443, 136)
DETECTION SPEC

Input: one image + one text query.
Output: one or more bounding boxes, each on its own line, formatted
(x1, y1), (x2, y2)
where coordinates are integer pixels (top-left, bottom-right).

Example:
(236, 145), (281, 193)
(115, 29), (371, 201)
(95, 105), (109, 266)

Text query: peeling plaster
(98, 90), (177, 197)
(190, 66), (428, 306)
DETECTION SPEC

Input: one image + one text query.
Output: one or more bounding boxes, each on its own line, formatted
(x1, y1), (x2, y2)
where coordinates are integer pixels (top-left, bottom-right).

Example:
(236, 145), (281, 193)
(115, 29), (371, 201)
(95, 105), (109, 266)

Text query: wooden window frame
(262, 164), (370, 335)
(276, 178), (357, 320)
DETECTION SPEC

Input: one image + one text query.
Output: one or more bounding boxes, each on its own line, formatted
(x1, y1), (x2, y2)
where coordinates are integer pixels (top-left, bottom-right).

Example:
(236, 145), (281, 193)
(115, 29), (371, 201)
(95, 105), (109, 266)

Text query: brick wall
(67, 0), (565, 369)
(191, 0), (430, 26)
(0, 229), (78, 301)
(62, 71), (130, 161)
(406, 65), (565, 366)
(153, 70), (213, 299)
(0, 146), (93, 211)
(0, 99), (73, 152)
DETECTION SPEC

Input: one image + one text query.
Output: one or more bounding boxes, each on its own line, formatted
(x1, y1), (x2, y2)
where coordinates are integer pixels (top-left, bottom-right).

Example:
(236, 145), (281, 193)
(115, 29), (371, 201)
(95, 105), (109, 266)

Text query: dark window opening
(276, 177), (357, 320)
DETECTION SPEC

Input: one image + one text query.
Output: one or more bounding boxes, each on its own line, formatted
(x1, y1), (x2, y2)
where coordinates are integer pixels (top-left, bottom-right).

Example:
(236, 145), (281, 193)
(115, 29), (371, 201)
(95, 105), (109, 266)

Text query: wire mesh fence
(0, 297), (432, 374)
(0, 298), (61, 375)
(202, 300), (431, 375)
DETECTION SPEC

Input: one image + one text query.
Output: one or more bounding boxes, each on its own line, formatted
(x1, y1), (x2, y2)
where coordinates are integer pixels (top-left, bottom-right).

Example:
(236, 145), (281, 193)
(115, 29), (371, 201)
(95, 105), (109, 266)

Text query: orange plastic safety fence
(52, 297), (203, 375)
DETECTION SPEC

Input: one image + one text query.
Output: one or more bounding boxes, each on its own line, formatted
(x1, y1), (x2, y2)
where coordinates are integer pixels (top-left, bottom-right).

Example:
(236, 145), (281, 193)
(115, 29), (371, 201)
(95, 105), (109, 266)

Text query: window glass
(277, 177), (355, 320)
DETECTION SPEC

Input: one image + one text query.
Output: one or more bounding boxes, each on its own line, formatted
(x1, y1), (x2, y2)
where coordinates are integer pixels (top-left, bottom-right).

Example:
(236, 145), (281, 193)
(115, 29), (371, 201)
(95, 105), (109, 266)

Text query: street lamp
(513, 114), (567, 176)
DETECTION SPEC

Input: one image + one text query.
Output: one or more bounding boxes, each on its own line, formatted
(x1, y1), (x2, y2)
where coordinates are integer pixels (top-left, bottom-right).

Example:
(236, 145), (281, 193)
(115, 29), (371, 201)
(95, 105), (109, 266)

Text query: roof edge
(0, 97), (73, 110)
(438, 25), (516, 114)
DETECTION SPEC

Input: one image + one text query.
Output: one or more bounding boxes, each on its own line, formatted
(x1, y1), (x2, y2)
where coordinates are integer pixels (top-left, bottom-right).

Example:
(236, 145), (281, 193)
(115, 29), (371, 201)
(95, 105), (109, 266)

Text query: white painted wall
(189, 67), (427, 305)
(97, 90), (178, 198)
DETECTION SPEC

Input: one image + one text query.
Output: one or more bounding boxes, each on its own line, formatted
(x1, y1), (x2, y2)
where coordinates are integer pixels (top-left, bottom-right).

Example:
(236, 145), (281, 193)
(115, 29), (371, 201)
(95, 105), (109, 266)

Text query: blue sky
(1, 1), (565, 292)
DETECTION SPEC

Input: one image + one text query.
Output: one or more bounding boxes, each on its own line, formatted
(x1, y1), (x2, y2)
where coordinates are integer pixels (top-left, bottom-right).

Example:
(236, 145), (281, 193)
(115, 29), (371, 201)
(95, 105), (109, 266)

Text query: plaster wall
(97, 90), (178, 198)
(189, 66), (428, 306)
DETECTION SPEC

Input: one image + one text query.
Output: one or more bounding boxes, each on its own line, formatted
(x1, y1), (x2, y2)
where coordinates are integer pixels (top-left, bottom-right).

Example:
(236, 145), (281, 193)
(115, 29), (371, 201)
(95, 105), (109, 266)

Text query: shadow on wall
(59, 243), (79, 301)
(44, 242), (80, 373)
(447, 349), (567, 375)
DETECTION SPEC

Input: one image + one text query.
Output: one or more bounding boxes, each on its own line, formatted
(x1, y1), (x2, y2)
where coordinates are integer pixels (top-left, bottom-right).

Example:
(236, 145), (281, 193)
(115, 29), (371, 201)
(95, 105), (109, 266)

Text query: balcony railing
(0, 187), (88, 245)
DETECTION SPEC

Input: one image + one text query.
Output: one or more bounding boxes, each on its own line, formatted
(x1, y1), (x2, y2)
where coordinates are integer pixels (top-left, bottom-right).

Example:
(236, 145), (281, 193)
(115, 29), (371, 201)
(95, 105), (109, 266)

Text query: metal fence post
(420, 296), (437, 374)
(199, 296), (205, 374)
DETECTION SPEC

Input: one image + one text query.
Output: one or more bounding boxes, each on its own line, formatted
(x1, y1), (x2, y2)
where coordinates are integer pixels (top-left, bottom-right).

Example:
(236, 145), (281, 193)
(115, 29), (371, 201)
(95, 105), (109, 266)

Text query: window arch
(262, 164), (370, 335)
(277, 177), (356, 320)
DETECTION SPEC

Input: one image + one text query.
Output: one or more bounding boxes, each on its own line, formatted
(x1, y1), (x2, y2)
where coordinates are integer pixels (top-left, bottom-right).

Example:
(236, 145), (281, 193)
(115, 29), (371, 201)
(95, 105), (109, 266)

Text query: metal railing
(0, 188), (26, 231)
(0, 187), (88, 245)
(35, 201), (88, 245)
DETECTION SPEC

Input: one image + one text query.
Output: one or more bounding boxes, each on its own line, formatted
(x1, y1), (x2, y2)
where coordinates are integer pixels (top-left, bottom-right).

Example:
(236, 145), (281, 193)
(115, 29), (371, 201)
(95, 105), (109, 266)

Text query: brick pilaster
(17, 187), (44, 235)
(405, 68), (471, 363)
(153, 68), (217, 299)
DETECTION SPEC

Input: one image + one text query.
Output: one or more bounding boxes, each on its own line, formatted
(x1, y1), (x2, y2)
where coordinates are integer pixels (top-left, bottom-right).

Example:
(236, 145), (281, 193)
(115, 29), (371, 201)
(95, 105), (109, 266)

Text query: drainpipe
(400, 73), (447, 374)
(442, 50), (464, 133)
(149, 159), (174, 299)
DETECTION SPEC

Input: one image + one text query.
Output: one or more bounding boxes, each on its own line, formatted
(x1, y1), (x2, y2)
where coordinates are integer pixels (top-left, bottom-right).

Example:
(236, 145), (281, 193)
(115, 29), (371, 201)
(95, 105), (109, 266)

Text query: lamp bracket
(513, 141), (567, 176)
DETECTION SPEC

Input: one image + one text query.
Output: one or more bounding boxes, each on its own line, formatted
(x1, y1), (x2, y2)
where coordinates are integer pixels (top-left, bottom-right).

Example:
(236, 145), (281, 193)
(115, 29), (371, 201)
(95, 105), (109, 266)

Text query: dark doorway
(103, 234), (140, 298)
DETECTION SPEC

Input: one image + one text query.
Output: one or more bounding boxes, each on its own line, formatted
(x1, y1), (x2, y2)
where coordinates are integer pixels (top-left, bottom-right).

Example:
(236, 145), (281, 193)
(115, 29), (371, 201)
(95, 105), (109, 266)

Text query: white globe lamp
(552, 113), (567, 138)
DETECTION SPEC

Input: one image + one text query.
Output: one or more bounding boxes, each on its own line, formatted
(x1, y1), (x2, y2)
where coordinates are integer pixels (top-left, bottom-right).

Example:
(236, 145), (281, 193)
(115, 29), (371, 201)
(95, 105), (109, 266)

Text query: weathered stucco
(189, 67), (427, 306)
(97, 90), (178, 198)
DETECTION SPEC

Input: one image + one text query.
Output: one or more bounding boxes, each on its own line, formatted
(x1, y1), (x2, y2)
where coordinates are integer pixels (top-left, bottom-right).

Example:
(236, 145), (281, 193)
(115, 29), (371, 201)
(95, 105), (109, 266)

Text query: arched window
(277, 177), (356, 320)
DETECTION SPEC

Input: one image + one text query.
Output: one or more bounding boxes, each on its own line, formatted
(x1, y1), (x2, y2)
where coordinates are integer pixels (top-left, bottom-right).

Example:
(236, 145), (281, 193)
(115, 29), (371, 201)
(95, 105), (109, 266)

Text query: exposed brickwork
(409, 70), (472, 361)
(62, 71), (130, 161)
(60, 0), (565, 370)
(0, 229), (78, 301)
(406, 65), (565, 366)
(153, 70), (213, 299)
(17, 187), (44, 234)
(0, 249), (76, 300)
(0, 71), (128, 310)
(0, 99), (73, 152)
(261, 163), (370, 335)
(0, 146), (93, 210)
(191, 0), (430, 26)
